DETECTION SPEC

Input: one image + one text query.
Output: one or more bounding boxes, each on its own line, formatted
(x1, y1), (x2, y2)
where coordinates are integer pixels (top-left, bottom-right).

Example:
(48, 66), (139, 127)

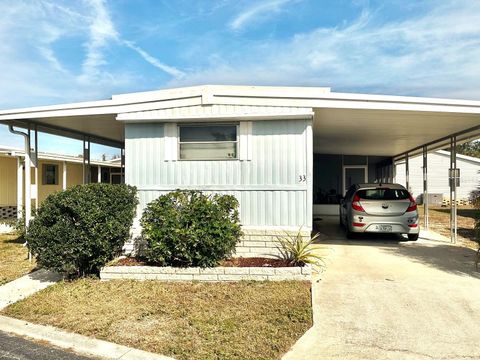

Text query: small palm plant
(275, 228), (323, 267)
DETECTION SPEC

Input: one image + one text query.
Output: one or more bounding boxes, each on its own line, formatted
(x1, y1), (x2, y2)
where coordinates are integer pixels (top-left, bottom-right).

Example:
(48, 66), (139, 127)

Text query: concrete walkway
(0, 269), (62, 310)
(284, 230), (480, 359)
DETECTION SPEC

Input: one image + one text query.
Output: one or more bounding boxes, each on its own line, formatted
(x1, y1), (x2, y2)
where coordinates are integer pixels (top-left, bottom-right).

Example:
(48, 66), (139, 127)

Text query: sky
(1, 0), (480, 158)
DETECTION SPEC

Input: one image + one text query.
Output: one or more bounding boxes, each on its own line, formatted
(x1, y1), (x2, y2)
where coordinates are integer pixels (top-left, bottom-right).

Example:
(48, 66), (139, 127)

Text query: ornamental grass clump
(141, 190), (242, 267)
(275, 228), (323, 267)
(27, 183), (138, 277)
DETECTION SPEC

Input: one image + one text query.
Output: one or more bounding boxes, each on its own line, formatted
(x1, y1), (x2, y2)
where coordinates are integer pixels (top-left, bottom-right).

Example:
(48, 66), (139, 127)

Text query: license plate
(376, 225), (393, 232)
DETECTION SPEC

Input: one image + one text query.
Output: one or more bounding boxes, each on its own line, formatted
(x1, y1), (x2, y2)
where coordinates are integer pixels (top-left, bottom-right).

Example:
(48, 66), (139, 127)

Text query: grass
(417, 205), (479, 250)
(0, 233), (36, 285)
(2, 278), (312, 360)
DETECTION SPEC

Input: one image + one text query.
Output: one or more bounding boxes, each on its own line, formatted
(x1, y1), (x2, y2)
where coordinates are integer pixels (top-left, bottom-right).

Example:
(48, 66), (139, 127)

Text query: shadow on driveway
(313, 215), (479, 278)
(380, 242), (480, 279)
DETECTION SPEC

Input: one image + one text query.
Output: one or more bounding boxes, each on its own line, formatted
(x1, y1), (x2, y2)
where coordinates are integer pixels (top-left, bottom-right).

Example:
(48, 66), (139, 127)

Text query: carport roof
(1, 85), (480, 156)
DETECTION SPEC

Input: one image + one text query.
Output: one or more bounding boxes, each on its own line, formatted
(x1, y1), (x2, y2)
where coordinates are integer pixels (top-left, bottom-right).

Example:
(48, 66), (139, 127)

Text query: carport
(311, 104), (480, 243)
(1, 85), (480, 242)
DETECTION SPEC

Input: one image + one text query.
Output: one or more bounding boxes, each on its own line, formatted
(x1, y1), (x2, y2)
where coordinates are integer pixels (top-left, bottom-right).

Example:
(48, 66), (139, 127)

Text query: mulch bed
(112, 257), (295, 268)
(113, 257), (147, 266)
(220, 257), (294, 267)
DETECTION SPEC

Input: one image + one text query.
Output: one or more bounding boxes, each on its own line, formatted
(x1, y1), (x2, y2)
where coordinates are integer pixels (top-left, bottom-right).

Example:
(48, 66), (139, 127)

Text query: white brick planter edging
(100, 265), (311, 282)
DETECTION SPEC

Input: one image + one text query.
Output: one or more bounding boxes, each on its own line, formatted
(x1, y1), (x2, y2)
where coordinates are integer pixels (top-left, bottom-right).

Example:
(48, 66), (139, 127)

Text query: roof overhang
(0, 85), (479, 156)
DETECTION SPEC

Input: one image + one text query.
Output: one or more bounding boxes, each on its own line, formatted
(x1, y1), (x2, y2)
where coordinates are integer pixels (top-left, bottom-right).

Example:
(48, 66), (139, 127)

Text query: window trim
(42, 163), (59, 185)
(177, 123), (239, 161)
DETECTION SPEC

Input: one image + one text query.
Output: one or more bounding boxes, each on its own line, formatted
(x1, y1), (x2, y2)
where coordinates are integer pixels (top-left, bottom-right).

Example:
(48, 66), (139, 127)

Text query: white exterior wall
(395, 151), (480, 202)
(125, 119), (312, 229)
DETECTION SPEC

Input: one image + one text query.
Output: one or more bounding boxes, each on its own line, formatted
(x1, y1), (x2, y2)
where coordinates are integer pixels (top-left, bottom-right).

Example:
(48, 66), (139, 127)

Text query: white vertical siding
(125, 119), (311, 227)
(395, 152), (480, 200)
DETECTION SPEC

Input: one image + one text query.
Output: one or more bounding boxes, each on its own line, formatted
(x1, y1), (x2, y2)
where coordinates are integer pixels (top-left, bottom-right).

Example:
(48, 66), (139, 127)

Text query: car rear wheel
(346, 228), (355, 239)
(408, 233), (419, 241)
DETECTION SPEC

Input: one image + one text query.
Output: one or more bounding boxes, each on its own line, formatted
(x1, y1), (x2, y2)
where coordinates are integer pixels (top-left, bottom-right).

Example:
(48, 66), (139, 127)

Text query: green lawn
(0, 233), (36, 285)
(3, 278), (312, 360)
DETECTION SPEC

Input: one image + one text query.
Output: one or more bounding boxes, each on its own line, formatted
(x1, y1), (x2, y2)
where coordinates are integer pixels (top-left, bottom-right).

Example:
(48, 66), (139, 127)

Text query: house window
(178, 124), (238, 160)
(42, 164), (59, 185)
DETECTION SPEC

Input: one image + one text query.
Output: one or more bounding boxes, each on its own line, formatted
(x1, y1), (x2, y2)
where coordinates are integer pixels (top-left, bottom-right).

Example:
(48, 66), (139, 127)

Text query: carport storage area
(313, 154), (393, 216)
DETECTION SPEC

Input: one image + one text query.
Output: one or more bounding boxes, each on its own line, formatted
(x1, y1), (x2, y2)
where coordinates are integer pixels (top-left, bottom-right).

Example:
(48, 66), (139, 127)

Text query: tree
(455, 140), (480, 158)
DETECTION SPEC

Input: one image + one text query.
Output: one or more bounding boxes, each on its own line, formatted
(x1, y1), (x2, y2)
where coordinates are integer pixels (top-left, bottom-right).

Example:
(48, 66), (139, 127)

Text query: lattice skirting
(0, 206), (17, 219)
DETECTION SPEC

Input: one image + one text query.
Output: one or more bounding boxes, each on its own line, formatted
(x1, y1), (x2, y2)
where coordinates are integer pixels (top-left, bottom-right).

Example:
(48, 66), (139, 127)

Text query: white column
(97, 165), (102, 183)
(34, 166), (39, 210)
(24, 140), (31, 227)
(16, 157), (23, 220)
(63, 161), (67, 190)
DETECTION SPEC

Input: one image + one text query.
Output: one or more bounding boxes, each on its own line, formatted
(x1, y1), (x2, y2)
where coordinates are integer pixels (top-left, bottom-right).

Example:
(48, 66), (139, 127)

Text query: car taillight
(352, 193), (365, 212)
(406, 194), (417, 212)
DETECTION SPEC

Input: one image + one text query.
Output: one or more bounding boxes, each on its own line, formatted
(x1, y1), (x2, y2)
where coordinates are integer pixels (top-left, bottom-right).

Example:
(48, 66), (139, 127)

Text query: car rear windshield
(356, 188), (410, 200)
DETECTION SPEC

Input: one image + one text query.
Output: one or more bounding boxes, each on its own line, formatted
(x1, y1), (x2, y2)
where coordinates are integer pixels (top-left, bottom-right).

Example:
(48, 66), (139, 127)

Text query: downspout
(8, 125), (31, 229)
(8, 125), (33, 260)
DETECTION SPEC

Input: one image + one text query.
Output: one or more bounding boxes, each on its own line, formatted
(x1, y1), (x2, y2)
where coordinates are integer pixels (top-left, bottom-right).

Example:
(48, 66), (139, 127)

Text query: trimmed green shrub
(27, 183), (138, 277)
(141, 190), (242, 267)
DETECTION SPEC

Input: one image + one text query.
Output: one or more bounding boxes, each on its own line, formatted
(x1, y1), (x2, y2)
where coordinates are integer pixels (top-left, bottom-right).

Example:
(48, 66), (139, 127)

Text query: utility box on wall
(418, 193), (443, 206)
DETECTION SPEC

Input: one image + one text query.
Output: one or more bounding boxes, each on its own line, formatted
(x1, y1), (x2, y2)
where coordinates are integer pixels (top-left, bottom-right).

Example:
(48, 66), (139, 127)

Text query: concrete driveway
(284, 218), (480, 360)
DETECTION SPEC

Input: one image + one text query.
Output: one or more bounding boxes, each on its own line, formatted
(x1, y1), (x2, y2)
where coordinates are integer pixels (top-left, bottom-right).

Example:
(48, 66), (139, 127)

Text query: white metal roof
(436, 150), (480, 164)
(1, 85), (480, 157)
(2, 85), (480, 118)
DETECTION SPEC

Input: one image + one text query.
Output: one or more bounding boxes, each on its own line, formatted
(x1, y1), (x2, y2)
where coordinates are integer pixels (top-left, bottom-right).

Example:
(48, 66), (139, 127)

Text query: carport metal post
(405, 153), (410, 192)
(121, 147), (125, 183)
(31, 125), (39, 210)
(423, 146), (429, 230)
(82, 138), (91, 184)
(449, 136), (458, 243)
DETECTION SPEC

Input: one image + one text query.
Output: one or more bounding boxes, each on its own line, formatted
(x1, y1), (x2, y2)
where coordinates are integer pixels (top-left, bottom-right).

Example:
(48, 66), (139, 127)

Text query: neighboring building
(395, 150), (480, 205)
(0, 146), (121, 219)
(1, 85), (480, 251)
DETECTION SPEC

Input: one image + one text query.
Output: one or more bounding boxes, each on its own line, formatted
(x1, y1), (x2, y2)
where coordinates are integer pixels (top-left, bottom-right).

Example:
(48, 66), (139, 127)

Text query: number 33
(299, 175), (306, 182)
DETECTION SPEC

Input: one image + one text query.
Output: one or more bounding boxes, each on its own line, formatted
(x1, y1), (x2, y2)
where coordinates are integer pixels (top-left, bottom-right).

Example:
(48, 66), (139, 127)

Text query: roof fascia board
(0, 97), (203, 120)
(209, 96), (480, 115)
(208, 87), (480, 107)
(116, 110), (315, 122)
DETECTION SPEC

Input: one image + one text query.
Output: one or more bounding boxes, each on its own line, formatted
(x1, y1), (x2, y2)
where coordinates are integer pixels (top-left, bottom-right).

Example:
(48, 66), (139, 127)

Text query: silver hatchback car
(340, 183), (419, 240)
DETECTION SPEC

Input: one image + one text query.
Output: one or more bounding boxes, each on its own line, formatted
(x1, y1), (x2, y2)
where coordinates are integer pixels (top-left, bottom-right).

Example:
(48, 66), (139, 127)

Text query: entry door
(343, 166), (368, 194)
